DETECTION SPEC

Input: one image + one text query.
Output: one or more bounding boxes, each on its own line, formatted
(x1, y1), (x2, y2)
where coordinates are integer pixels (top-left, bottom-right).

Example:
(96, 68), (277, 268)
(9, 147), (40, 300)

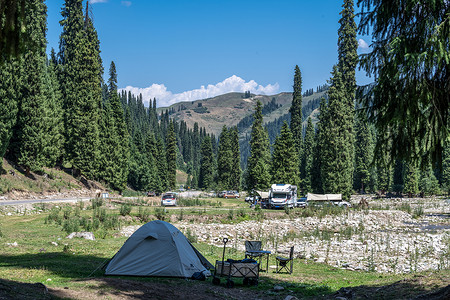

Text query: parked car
(224, 191), (239, 198)
(217, 191), (226, 198)
(296, 197), (307, 208)
(335, 200), (352, 208)
(147, 191), (156, 197)
(161, 192), (177, 206)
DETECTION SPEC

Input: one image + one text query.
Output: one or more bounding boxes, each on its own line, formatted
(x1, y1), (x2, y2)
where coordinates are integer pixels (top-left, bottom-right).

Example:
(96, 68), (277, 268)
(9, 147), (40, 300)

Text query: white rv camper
(269, 184), (297, 209)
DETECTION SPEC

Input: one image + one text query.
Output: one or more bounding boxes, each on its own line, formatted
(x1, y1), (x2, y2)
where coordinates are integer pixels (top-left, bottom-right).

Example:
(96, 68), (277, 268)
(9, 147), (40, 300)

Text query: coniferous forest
(0, 0), (449, 200)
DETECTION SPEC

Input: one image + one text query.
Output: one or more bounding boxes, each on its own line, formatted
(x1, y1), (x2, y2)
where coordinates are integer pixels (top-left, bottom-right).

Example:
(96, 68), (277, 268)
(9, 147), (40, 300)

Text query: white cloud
(121, 1), (132, 7)
(358, 38), (370, 50)
(120, 75), (280, 107)
(89, 0), (108, 3)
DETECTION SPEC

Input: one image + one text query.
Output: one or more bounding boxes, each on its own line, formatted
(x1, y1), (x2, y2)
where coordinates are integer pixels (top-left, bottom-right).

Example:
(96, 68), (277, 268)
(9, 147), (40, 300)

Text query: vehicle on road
(147, 191), (156, 197)
(161, 192), (177, 206)
(269, 184), (297, 209)
(224, 190), (239, 198)
(296, 197), (307, 208)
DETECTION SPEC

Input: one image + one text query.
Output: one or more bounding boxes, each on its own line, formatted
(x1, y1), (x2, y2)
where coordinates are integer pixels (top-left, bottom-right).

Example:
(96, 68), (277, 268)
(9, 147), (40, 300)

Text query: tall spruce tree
(403, 161), (419, 197)
(230, 127), (241, 190)
(166, 120), (177, 190)
(353, 112), (374, 193)
(8, 0), (48, 175)
(217, 126), (232, 189)
(59, 0), (102, 178)
(311, 98), (327, 194)
(271, 122), (299, 185)
(320, 66), (354, 198)
(300, 117), (315, 194)
(99, 61), (129, 191)
(0, 57), (20, 169)
(43, 49), (64, 167)
(442, 140), (450, 195)
(247, 100), (271, 191)
(289, 65), (303, 153)
(198, 136), (213, 190)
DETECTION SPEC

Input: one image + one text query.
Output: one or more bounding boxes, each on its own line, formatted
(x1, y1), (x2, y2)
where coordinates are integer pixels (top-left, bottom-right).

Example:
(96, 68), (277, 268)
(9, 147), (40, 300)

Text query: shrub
(63, 206), (72, 219)
(138, 206), (151, 222)
(91, 197), (103, 209)
(120, 204), (132, 216)
(63, 217), (80, 234)
(154, 207), (168, 221)
(185, 228), (198, 243)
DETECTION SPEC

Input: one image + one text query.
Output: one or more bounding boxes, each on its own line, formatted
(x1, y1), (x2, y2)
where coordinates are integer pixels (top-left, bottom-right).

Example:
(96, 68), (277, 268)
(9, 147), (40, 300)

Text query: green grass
(0, 204), (448, 299)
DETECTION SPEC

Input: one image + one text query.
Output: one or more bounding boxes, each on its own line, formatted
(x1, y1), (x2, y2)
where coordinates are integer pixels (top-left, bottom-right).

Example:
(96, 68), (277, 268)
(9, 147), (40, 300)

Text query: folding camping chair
(276, 246), (294, 274)
(245, 241), (264, 260)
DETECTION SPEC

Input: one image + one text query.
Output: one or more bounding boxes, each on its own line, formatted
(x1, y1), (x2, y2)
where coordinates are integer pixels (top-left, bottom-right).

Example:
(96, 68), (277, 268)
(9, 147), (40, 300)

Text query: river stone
(66, 232), (95, 240)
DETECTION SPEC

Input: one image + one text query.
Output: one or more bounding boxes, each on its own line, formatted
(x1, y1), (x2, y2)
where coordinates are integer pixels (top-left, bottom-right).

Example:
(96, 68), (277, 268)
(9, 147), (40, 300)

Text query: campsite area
(0, 193), (449, 299)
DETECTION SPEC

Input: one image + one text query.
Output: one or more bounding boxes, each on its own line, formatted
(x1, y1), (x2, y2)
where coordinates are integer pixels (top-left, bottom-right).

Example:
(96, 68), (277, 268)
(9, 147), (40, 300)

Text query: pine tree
(230, 127), (241, 190)
(419, 163), (440, 196)
(198, 136), (213, 190)
(311, 98), (327, 194)
(0, 57), (21, 170)
(443, 140), (450, 195)
(43, 49), (64, 167)
(99, 61), (129, 191)
(320, 66), (354, 198)
(300, 117), (315, 194)
(217, 126), (233, 189)
(59, 0), (102, 178)
(271, 122), (299, 185)
(166, 120), (177, 190)
(8, 0), (48, 175)
(289, 65), (303, 153)
(353, 113), (374, 193)
(403, 161), (419, 197)
(247, 100), (271, 191)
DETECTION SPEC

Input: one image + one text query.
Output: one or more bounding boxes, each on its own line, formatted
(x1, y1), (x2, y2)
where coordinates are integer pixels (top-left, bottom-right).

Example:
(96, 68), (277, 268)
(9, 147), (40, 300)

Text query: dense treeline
(243, 0), (450, 198)
(0, 0), (221, 194)
(1, 0), (448, 198)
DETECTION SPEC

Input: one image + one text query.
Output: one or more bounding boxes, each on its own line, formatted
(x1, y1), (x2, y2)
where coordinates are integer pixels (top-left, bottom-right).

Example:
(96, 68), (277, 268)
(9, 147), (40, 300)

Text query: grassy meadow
(0, 197), (448, 299)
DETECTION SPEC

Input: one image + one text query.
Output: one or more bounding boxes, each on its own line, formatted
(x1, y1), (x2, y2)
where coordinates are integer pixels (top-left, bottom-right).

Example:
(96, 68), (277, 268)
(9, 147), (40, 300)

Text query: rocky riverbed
(121, 196), (450, 274)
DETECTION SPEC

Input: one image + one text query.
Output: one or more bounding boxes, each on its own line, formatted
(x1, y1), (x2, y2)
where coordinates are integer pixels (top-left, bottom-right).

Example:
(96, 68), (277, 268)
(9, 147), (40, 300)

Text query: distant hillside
(157, 92), (293, 136)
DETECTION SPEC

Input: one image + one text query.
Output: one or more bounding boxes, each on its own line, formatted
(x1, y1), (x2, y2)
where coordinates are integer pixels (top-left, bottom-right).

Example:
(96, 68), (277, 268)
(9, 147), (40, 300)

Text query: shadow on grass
(0, 252), (448, 300)
(0, 278), (59, 299)
(0, 252), (109, 279)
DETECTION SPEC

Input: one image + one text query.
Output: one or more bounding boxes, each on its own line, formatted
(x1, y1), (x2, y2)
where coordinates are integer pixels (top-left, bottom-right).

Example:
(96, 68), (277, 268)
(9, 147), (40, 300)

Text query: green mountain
(158, 89), (327, 137)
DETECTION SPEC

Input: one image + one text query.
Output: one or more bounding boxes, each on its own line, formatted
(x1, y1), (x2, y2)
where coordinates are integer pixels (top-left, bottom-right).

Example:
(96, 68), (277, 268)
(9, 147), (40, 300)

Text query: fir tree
(443, 140), (450, 195)
(217, 126), (233, 189)
(198, 136), (213, 190)
(8, 0), (48, 175)
(166, 120), (177, 190)
(353, 112), (374, 193)
(0, 56), (21, 170)
(289, 65), (303, 153)
(300, 117), (315, 194)
(311, 98), (327, 194)
(403, 161), (419, 197)
(230, 127), (241, 190)
(59, 0), (102, 178)
(247, 100), (271, 191)
(270, 122), (299, 185)
(320, 66), (354, 198)
(419, 163), (440, 196)
(99, 61), (129, 191)
(43, 49), (64, 166)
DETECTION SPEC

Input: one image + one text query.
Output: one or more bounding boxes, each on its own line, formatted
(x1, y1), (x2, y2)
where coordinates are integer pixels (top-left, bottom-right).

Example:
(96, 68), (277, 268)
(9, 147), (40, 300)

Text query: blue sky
(46, 0), (372, 107)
